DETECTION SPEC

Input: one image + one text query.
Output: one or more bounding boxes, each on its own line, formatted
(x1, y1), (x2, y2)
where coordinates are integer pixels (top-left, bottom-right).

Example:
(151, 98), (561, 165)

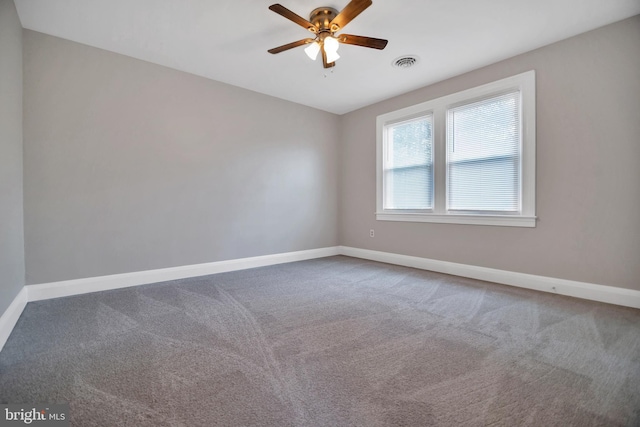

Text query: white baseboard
(0, 246), (339, 353)
(339, 246), (640, 309)
(0, 287), (28, 352)
(26, 246), (341, 302)
(3, 244), (638, 354)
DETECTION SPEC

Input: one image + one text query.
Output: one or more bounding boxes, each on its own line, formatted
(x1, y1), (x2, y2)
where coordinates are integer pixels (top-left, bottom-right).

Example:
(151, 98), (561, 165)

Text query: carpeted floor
(1, 256), (639, 426)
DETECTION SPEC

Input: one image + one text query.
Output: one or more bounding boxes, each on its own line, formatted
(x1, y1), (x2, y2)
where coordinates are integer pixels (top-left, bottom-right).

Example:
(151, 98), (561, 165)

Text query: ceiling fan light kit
(268, 0), (388, 69)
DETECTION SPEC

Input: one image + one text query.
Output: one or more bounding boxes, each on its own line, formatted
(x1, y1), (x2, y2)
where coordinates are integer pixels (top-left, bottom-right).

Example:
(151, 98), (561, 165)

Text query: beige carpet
(1, 256), (639, 426)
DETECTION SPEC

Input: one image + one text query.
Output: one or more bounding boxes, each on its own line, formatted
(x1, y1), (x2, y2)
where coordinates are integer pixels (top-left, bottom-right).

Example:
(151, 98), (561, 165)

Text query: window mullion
(433, 108), (447, 214)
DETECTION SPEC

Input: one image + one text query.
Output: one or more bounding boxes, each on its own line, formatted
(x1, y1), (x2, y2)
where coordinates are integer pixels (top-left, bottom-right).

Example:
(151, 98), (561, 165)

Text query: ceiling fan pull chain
(324, 67), (336, 78)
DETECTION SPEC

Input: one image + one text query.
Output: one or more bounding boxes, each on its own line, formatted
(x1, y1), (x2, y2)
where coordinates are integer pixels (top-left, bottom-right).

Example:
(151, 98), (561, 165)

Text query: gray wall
(23, 30), (339, 284)
(17, 16), (640, 293)
(339, 16), (640, 291)
(0, 0), (25, 313)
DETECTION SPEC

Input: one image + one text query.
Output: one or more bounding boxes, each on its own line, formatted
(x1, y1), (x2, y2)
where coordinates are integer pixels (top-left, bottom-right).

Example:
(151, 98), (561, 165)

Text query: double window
(376, 71), (536, 227)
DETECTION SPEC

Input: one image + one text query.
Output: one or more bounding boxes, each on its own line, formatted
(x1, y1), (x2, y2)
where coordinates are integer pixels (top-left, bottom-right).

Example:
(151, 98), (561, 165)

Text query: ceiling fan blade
(268, 38), (315, 54)
(321, 48), (336, 69)
(269, 4), (317, 33)
(330, 0), (372, 31)
(338, 34), (388, 50)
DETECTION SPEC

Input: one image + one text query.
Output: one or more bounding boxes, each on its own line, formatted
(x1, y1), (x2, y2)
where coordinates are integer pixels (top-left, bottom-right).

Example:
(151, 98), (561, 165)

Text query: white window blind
(383, 115), (433, 210)
(447, 91), (521, 213)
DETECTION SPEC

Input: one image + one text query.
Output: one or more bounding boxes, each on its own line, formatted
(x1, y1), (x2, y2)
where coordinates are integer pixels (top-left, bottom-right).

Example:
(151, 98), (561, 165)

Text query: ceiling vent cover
(393, 56), (418, 69)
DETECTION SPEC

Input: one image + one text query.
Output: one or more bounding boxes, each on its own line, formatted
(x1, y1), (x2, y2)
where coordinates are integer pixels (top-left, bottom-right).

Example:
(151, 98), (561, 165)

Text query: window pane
(384, 116), (433, 209)
(447, 91), (520, 212)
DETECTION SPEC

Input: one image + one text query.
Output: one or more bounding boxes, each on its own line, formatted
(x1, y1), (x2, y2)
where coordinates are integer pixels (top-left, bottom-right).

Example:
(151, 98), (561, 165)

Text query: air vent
(393, 56), (418, 69)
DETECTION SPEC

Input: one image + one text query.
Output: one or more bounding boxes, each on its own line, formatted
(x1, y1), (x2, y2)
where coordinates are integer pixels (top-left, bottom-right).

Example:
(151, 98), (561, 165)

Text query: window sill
(375, 212), (537, 227)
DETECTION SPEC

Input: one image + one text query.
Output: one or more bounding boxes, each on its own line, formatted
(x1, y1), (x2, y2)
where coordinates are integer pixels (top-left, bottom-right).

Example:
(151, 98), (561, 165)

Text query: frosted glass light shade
(323, 36), (340, 62)
(325, 49), (340, 63)
(304, 42), (320, 60)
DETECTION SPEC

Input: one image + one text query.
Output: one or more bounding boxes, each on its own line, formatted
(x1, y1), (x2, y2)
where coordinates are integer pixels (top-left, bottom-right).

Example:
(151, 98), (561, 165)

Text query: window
(447, 91), (520, 213)
(376, 71), (536, 227)
(383, 115), (433, 210)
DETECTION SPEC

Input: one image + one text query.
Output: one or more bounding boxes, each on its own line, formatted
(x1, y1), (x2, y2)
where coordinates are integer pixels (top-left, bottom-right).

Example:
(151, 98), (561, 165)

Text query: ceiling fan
(267, 0), (388, 69)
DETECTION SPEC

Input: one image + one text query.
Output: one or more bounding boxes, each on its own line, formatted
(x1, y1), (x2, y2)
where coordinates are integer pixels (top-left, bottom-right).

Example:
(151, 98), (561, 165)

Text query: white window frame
(376, 70), (536, 227)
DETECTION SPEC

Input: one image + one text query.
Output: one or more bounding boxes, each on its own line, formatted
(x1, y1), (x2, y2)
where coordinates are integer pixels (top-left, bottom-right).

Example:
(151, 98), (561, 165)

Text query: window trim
(376, 71), (536, 227)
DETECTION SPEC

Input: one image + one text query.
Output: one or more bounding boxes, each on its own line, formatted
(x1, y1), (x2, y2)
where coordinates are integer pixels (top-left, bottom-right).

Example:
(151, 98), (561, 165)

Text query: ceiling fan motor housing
(309, 7), (339, 34)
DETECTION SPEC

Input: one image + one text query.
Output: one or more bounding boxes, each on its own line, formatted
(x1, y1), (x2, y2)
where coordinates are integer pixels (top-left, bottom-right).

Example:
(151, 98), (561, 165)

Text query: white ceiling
(14, 0), (640, 114)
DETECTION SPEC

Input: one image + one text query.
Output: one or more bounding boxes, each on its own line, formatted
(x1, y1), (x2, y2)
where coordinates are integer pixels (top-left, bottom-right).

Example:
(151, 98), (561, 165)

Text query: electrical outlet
(370, 229), (375, 238)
